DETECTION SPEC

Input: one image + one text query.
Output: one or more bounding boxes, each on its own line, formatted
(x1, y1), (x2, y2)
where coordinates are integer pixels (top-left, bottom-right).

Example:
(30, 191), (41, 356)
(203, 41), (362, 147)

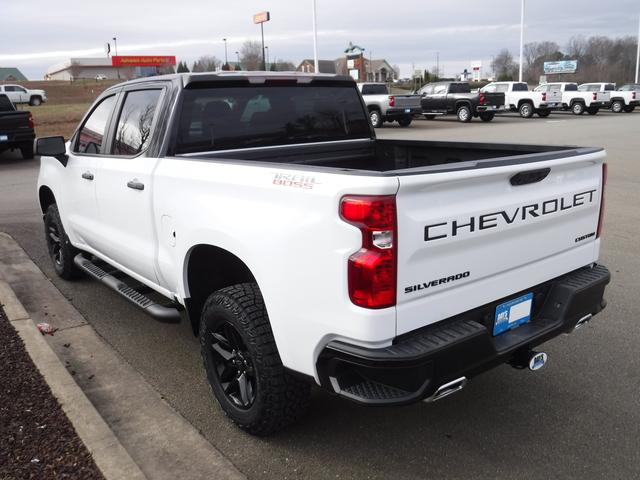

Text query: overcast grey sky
(1, 0), (639, 79)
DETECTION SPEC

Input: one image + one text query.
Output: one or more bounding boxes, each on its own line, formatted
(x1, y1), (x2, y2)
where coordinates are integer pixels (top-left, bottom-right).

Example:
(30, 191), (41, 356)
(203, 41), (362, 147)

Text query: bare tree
(491, 49), (517, 81)
(240, 41), (263, 71)
(192, 55), (221, 73)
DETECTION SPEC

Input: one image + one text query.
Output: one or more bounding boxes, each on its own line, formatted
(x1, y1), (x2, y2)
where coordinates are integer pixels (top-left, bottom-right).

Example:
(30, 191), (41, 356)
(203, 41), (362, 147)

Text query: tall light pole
(635, 13), (640, 83)
(113, 36), (120, 79)
(253, 12), (270, 71)
(519, 0), (525, 82)
(312, 0), (319, 73)
(235, 51), (241, 70)
(223, 38), (228, 67)
(436, 52), (439, 79)
(265, 46), (270, 70)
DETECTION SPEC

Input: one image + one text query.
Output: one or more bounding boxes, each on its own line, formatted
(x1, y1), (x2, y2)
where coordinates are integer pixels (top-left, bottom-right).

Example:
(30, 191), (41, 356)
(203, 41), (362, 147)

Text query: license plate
(0, 135), (8, 142)
(493, 293), (533, 336)
(404, 108), (411, 113)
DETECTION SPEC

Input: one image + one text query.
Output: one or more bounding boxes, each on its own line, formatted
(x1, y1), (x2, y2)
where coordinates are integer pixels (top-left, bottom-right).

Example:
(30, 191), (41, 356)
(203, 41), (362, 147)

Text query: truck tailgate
(393, 95), (422, 109)
(394, 149), (605, 335)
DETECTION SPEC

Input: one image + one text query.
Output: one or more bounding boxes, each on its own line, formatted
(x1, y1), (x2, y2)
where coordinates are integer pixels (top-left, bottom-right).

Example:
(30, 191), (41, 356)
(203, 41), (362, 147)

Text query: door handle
(81, 171), (94, 181)
(127, 180), (145, 191)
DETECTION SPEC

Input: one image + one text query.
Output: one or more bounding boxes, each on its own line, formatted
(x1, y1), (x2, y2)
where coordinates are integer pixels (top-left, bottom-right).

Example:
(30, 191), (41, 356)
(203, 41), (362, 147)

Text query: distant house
(335, 58), (397, 82)
(296, 59), (337, 74)
(0, 67), (28, 81)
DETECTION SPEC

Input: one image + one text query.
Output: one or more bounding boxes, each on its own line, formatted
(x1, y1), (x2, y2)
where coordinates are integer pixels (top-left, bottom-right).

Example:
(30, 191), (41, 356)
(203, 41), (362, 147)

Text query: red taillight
(479, 92), (486, 105)
(28, 113), (34, 129)
(541, 92), (547, 101)
(388, 95), (395, 107)
(340, 195), (397, 309)
(597, 163), (607, 238)
(592, 92), (598, 101)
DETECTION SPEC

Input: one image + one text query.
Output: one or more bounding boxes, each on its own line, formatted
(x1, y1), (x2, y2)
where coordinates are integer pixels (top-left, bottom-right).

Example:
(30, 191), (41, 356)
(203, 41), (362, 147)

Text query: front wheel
(200, 283), (310, 436)
(43, 204), (81, 280)
(456, 105), (472, 123)
(571, 102), (585, 115)
(519, 102), (534, 118)
(611, 100), (624, 113)
(479, 112), (495, 122)
(30, 97), (42, 106)
(369, 109), (383, 128)
(397, 116), (413, 127)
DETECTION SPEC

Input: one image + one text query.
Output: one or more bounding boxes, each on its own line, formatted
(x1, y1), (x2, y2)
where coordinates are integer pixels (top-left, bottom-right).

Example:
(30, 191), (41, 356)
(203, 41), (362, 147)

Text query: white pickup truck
(480, 81), (561, 118)
(600, 83), (638, 113)
(0, 84), (47, 106)
(534, 82), (610, 115)
(36, 72), (610, 435)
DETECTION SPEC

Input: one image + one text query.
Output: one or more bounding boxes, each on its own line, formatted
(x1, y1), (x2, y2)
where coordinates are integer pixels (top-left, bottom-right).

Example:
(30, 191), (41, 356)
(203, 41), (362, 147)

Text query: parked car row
(359, 80), (639, 126)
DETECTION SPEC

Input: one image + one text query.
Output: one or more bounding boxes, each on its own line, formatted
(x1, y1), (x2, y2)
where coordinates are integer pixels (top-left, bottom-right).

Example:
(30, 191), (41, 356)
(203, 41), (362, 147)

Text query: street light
(235, 51), (241, 70)
(223, 38), (228, 67)
(113, 36), (120, 79)
(519, 0), (525, 82)
(635, 13), (640, 83)
(265, 46), (270, 70)
(253, 11), (271, 70)
(312, 0), (319, 73)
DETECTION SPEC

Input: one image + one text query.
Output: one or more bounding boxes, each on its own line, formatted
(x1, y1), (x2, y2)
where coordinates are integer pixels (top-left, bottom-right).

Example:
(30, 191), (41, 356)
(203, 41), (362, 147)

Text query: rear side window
(512, 83), (529, 91)
(113, 89), (162, 155)
(361, 84), (388, 95)
(564, 84), (578, 91)
(604, 84), (615, 91)
(174, 83), (370, 154)
(449, 83), (471, 94)
(75, 95), (117, 154)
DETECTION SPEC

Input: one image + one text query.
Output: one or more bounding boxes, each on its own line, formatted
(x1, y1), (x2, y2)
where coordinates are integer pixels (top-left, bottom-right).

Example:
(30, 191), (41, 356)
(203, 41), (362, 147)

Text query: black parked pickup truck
(418, 81), (505, 123)
(0, 94), (35, 159)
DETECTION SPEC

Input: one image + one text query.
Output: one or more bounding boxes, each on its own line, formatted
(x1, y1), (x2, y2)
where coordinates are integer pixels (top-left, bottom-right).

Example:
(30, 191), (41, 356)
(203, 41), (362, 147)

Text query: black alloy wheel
(46, 221), (63, 269)
(207, 321), (257, 409)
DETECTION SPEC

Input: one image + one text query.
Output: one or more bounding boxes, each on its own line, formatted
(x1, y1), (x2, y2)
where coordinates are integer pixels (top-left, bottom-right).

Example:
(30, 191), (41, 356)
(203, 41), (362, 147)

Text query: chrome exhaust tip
(573, 314), (593, 331)
(424, 377), (467, 403)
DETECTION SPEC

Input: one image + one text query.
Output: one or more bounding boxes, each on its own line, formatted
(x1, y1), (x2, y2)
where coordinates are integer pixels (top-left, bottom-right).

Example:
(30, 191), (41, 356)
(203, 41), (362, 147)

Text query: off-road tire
(20, 142), (34, 160)
(519, 102), (534, 118)
(29, 96), (42, 106)
(456, 104), (472, 123)
(397, 116), (413, 127)
(43, 204), (81, 280)
(200, 283), (310, 436)
(479, 112), (495, 122)
(571, 102), (585, 115)
(369, 109), (383, 128)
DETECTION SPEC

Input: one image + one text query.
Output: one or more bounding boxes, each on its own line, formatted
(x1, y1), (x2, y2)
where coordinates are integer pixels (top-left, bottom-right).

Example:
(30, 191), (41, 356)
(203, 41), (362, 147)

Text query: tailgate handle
(510, 168), (550, 186)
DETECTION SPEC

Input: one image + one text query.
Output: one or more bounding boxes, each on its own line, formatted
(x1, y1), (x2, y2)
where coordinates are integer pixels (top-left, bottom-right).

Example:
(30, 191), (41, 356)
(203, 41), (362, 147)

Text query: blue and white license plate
(493, 292), (533, 336)
(404, 108), (411, 113)
(0, 135), (8, 142)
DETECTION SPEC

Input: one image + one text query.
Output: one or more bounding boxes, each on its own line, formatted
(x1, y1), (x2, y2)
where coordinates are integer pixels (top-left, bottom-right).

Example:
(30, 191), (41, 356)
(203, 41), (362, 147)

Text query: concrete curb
(0, 279), (147, 480)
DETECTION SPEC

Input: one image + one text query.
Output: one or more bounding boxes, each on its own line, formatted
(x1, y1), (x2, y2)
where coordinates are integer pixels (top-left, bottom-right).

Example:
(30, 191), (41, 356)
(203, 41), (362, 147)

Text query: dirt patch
(0, 306), (104, 480)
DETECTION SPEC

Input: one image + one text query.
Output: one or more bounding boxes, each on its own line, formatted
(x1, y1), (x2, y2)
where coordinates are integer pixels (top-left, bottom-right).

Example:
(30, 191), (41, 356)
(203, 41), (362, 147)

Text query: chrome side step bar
(74, 254), (181, 323)
(423, 377), (467, 403)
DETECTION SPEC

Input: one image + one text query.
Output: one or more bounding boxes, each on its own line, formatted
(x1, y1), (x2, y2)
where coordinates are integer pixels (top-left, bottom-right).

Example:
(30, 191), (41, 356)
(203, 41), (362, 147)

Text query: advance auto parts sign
(111, 56), (176, 67)
(543, 60), (577, 74)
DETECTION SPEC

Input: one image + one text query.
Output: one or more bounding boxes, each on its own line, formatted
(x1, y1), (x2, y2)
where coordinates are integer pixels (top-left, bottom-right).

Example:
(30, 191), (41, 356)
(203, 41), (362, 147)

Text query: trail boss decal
(272, 172), (319, 189)
(424, 189), (598, 242)
(405, 271), (471, 294)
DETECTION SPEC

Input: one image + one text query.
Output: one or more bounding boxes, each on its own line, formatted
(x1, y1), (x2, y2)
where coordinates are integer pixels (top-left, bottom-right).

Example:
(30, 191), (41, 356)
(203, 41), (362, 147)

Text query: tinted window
(604, 84), (615, 91)
(175, 84), (370, 154)
(4, 86), (17, 92)
(113, 89), (161, 155)
(513, 83), (529, 91)
(449, 83), (471, 94)
(361, 84), (388, 95)
(75, 95), (116, 154)
(564, 84), (578, 91)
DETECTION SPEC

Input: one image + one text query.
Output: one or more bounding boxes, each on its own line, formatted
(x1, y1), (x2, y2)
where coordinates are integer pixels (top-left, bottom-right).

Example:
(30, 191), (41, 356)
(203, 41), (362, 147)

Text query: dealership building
(45, 56), (176, 81)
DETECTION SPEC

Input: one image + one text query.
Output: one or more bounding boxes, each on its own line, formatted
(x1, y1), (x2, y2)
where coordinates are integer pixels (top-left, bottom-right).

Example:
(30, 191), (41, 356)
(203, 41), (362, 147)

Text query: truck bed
(187, 139), (600, 175)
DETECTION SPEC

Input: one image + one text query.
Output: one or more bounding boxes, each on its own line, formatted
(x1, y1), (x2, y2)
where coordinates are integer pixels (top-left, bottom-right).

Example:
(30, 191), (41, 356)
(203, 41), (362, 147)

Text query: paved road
(2, 111), (639, 479)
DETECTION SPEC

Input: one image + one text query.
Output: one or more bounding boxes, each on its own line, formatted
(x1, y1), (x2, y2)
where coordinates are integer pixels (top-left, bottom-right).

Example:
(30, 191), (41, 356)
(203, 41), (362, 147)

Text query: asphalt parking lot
(1, 111), (639, 479)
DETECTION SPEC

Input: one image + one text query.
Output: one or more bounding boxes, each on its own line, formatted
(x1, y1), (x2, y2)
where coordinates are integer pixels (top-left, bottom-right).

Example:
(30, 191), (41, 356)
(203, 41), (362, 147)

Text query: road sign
(253, 11), (270, 24)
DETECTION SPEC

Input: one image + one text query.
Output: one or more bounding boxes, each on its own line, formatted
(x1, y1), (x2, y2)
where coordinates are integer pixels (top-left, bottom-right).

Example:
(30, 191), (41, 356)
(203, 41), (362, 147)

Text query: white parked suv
(35, 72), (611, 435)
(481, 81), (561, 118)
(0, 84), (47, 106)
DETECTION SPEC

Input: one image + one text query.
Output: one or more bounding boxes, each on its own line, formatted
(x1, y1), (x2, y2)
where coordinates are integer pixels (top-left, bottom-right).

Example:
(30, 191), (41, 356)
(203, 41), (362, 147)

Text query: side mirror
(36, 136), (68, 166)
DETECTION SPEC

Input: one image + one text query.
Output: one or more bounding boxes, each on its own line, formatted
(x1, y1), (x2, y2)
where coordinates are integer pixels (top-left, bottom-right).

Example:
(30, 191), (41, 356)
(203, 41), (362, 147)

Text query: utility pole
(312, 0), (319, 73)
(635, 13), (640, 83)
(253, 12), (270, 71)
(265, 46), (270, 70)
(223, 38), (228, 67)
(519, 0), (525, 82)
(113, 36), (120, 79)
(436, 52), (439, 79)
